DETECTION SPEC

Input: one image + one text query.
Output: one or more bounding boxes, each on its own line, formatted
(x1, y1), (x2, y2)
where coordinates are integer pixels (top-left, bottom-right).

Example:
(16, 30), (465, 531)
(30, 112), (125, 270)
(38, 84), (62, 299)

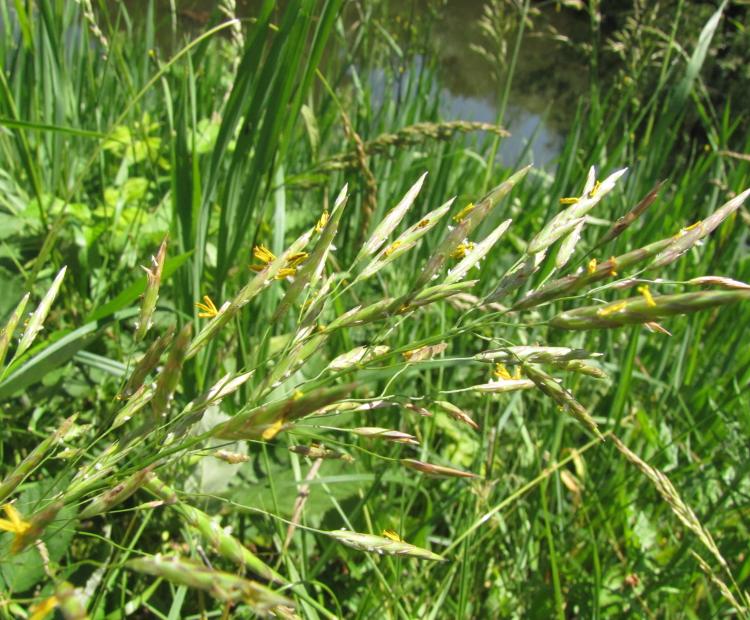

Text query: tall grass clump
(1, 0), (750, 617)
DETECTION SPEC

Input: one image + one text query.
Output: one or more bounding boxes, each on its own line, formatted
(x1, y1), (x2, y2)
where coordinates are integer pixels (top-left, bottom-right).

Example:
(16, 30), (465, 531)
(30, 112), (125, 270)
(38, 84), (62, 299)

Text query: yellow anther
(261, 419), (284, 441)
(597, 301), (628, 317)
(0, 503), (32, 554)
(384, 240), (404, 257)
(416, 218), (430, 229)
(493, 363), (513, 380)
(275, 267), (297, 279)
(315, 210), (329, 233)
(450, 241), (475, 260)
(608, 256), (618, 276)
(637, 285), (656, 307)
(452, 202), (476, 222)
(587, 258), (598, 275)
(286, 252), (309, 268)
(29, 596), (59, 620)
(559, 197), (579, 205)
(195, 295), (219, 318)
(588, 180), (602, 198)
(253, 244), (276, 264)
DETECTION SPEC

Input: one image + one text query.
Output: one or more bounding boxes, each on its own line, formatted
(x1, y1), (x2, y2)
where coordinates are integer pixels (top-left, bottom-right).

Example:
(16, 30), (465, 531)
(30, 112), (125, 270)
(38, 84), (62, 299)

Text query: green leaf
(0, 309), (137, 399)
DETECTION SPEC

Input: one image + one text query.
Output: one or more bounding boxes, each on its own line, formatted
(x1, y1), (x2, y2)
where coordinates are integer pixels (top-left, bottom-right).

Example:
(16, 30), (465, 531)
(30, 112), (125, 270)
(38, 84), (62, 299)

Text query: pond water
(122, 1), (591, 168)
(397, 1), (589, 168)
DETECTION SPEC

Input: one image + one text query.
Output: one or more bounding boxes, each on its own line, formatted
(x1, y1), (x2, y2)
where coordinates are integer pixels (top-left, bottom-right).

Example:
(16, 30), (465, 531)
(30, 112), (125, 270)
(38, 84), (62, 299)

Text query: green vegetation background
(0, 1), (749, 618)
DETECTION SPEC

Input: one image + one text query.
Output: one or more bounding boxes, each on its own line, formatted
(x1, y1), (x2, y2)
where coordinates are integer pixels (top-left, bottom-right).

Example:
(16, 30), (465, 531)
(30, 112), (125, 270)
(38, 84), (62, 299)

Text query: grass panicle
(326, 529), (445, 562)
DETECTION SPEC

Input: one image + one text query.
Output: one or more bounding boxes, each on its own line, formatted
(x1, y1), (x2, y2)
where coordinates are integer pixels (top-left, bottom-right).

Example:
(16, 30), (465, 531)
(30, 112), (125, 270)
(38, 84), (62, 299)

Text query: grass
(1, 0), (750, 618)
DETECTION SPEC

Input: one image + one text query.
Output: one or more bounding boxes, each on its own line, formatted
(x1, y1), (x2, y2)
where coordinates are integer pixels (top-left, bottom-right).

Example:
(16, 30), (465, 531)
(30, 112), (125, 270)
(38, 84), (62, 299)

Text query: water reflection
(416, 1), (589, 167)
(115, 0), (589, 167)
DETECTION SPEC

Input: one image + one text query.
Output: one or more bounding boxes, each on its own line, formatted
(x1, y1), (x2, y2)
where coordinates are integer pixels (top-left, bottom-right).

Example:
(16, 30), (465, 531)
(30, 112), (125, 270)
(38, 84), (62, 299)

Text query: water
(119, 1), (590, 167)
(416, 1), (589, 168)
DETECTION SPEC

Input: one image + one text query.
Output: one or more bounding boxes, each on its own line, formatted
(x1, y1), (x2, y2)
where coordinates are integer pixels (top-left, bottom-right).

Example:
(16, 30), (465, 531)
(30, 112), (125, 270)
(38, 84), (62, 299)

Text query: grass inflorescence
(1, 1), (749, 618)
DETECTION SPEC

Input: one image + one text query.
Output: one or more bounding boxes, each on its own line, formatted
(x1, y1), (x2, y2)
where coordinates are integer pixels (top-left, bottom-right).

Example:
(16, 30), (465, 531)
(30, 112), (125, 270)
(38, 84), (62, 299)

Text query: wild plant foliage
(2, 0), (750, 617)
(1, 164), (748, 616)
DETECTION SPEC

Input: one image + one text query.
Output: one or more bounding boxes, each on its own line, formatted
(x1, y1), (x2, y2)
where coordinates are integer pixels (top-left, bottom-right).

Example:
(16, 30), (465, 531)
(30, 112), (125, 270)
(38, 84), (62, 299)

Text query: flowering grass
(1, 1), (750, 618)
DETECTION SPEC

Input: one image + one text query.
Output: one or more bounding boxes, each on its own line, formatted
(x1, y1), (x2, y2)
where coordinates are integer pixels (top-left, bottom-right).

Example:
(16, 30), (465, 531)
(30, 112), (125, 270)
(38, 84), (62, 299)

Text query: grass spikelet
(145, 477), (284, 583)
(357, 199), (453, 281)
(475, 346), (599, 363)
(259, 332), (328, 394)
(213, 450), (251, 464)
(54, 581), (89, 620)
(180, 370), (255, 419)
(120, 326), (175, 399)
(300, 276), (334, 328)
(126, 555), (292, 611)
(487, 252), (546, 303)
(609, 435), (730, 573)
(326, 529), (445, 561)
(444, 219), (512, 284)
(550, 290), (750, 330)
(434, 400), (479, 430)
(409, 280), (478, 308)
(470, 378), (535, 393)
(0, 416), (75, 503)
(355, 172), (428, 263)
(651, 188), (750, 268)
(111, 386), (154, 430)
(318, 121), (509, 174)
(595, 180), (664, 247)
(135, 238), (167, 342)
(351, 427), (419, 445)
(77, 0), (108, 51)
(522, 365), (602, 438)
(328, 346), (390, 371)
(79, 466), (155, 519)
(528, 167), (627, 254)
(690, 551), (747, 614)
(211, 384), (355, 441)
(315, 399), (395, 415)
(326, 298), (393, 330)
(0, 292), (29, 371)
(289, 444), (355, 462)
(414, 166), (531, 290)
(188, 229), (314, 359)
(551, 359), (608, 379)
(555, 219), (586, 269)
(404, 403), (432, 417)
(239, 229), (315, 307)
(184, 300), (234, 360)
(150, 324), (192, 421)
(15, 266), (67, 359)
(400, 458), (478, 479)
(512, 238), (674, 310)
(273, 186), (348, 321)
(688, 276), (750, 290)
(402, 342), (447, 362)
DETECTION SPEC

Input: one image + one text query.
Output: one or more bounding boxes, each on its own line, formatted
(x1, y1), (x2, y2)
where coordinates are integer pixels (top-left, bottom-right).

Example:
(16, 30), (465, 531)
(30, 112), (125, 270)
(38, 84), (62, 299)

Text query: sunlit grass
(0, 1), (749, 618)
